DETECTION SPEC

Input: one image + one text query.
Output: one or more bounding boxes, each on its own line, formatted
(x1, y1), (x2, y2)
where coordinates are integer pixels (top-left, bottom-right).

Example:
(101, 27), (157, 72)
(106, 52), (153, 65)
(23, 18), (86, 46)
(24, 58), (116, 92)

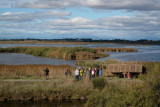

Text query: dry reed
(0, 64), (75, 79)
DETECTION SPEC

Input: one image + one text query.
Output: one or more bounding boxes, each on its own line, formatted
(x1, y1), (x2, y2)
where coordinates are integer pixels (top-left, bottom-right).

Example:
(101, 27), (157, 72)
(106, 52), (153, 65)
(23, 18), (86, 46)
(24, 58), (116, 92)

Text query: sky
(0, 0), (160, 40)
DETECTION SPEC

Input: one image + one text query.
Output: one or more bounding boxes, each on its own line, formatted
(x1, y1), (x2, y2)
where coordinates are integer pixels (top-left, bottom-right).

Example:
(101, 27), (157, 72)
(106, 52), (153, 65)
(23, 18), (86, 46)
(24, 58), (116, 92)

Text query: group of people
(65, 69), (72, 77)
(43, 67), (103, 81)
(75, 67), (102, 81)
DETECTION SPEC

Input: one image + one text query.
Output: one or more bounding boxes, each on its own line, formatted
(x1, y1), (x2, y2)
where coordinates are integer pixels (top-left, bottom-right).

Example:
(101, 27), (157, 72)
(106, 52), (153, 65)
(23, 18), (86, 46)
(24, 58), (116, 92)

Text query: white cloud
(1, 0), (160, 11)
(1, 1), (160, 40)
(7, 0), (160, 11)
(0, 10), (71, 22)
(2, 10), (160, 39)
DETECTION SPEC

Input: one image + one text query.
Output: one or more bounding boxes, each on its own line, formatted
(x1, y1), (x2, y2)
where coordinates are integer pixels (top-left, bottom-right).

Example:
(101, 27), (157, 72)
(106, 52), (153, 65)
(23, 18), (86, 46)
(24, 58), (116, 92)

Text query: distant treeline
(0, 38), (160, 45)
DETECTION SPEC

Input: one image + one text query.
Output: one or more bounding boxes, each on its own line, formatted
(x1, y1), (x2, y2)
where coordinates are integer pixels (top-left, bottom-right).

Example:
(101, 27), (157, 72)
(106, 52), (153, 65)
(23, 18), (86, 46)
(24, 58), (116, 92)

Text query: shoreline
(0, 40), (159, 45)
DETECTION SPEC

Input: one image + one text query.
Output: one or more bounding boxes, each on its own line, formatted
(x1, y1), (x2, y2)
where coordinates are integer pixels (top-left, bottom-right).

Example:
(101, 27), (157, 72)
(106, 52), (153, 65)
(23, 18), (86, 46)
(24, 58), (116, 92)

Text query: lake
(0, 44), (160, 66)
(98, 45), (160, 62)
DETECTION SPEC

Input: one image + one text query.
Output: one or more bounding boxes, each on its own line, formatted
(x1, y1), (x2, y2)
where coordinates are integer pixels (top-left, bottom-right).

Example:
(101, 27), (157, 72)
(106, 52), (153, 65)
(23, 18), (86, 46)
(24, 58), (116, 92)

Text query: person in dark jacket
(65, 69), (72, 77)
(44, 68), (49, 80)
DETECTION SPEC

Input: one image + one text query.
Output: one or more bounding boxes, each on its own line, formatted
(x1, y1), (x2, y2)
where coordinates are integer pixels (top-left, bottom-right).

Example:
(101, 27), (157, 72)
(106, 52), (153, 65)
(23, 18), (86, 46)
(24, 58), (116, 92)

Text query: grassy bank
(0, 47), (108, 60)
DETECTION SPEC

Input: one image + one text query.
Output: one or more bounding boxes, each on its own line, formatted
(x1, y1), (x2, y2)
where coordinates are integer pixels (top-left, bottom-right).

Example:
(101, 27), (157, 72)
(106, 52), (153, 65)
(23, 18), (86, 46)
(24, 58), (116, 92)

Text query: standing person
(65, 70), (68, 77)
(68, 69), (72, 77)
(94, 68), (97, 77)
(96, 68), (99, 77)
(83, 68), (87, 79)
(89, 67), (92, 80)
(99, 67), (102, 77)
(92, 68), (95, 78)
(87, 67), (92, 80)
(79, 68), (84, 80)
(44, 68), (49, 80)
(127, 72), (130, 79)
(65, 69), (72, 78)
(75, 68), (79, 81)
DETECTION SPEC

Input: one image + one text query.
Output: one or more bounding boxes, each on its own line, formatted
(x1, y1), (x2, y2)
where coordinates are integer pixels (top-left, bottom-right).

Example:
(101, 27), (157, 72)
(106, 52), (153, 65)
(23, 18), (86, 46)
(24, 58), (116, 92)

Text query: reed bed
(0, 47), (104, 60)
(95, 47), (138, 52)
(0, 64), (75, 79)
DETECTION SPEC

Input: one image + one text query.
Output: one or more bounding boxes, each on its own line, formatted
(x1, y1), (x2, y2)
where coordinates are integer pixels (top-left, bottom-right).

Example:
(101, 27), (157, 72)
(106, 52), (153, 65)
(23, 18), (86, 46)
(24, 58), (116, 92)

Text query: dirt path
(1, 78), (65, 82)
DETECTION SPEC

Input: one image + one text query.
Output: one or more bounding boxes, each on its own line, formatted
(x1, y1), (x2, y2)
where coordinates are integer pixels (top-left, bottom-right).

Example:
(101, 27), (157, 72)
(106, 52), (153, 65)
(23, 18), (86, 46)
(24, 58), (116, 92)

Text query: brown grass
(0, 64), (75, 79)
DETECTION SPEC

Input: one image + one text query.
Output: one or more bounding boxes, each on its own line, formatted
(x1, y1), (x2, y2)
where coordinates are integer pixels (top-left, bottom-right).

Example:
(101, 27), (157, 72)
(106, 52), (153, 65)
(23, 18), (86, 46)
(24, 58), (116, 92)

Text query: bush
(92, 77), (106, 90)
(85, 84), (127, 107)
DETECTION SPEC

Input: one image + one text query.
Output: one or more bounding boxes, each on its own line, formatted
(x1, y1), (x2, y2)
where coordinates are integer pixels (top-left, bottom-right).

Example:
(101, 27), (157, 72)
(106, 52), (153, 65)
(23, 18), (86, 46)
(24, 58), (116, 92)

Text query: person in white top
(75, 68), (79, 81)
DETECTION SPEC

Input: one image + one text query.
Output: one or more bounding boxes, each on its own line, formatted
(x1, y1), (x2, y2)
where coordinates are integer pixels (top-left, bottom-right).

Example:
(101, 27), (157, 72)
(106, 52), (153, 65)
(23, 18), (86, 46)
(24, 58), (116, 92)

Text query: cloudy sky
(0, 0), (160, 40)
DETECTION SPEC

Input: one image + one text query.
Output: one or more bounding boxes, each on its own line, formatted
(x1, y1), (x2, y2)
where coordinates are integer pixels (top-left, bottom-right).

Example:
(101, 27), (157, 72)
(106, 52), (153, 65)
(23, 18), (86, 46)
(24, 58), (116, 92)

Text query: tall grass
(0, 65), (75, 79)
(0, 78), (93, 101)
(95, 47), (138, 52)
(0, 47), (102, 60)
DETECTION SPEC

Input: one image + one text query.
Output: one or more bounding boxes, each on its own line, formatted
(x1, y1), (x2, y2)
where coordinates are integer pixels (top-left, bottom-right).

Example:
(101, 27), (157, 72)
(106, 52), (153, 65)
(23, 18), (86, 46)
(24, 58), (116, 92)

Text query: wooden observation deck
(102, 64), (142, 78)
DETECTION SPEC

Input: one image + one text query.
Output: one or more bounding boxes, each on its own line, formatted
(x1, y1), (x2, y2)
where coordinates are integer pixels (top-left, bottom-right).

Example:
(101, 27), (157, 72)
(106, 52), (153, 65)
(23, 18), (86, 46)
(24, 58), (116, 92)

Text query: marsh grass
(0, 65), (75, 79)
(0, 78), (93, 101)
(0, 47), (98, 60)
(0, 46), (136, 60)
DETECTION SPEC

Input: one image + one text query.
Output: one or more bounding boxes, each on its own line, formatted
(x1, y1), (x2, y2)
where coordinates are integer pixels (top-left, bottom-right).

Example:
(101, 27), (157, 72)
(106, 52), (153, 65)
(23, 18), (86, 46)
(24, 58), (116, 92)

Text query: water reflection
(0, 53), (75, 66)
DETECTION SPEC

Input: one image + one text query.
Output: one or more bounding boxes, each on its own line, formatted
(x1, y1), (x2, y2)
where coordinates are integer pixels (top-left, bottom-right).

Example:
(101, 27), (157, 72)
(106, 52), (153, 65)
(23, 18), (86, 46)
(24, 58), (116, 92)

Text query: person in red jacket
(127, 72), (130, 79)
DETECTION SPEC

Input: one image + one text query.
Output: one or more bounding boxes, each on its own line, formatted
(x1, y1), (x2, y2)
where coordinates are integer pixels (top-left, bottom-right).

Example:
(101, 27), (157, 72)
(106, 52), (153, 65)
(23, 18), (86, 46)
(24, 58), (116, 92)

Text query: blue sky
(0, 0), (160, 40)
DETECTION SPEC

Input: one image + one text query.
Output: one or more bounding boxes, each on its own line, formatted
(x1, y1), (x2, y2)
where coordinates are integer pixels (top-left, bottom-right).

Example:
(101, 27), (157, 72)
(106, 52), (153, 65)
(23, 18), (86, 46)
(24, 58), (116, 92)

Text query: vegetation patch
(0, 47), (108, 60)
(92, 77), (106, 90)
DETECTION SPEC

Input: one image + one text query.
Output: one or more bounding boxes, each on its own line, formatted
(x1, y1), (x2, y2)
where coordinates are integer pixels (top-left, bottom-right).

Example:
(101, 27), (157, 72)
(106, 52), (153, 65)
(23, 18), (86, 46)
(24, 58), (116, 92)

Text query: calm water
(98, 45), (160, 62)
(0, 53), (75, 66)
(0, 44), (160, 66)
